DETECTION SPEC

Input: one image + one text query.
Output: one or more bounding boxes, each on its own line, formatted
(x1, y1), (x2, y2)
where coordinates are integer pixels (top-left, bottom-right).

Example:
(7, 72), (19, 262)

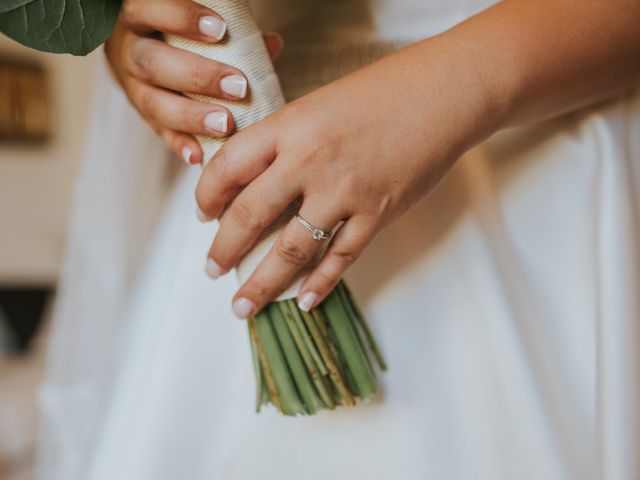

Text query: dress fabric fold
(36, 1), (640, 479)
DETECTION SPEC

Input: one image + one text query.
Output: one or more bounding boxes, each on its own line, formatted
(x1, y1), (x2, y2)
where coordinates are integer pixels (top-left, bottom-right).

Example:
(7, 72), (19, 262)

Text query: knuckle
(223, 130), (247, 156)
(230, 202), (264, 232)
(314, 269), (337, 290)
(176, 101), (198, 130)
(298, 135), (326, 162)
(278, 101), (310, 126)
(130, 40), (156, 80)
(287, 129), (334, 169)
(340, 173), (367, 197)
(331, 247), (359, 265)
(278, 103), (338, 153)
(275, 239), (309, 266)
(121, 0), (143, 26)
(331, 239), (363, 265)
(139, 89), (158, 118)
(190, 61), (215, 92)
(209, 153), (231, 183)
(245, 282), (269, 304)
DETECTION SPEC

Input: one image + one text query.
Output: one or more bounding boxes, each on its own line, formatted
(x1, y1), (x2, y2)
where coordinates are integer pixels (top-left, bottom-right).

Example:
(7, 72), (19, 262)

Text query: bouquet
(0, 0), (386, 415)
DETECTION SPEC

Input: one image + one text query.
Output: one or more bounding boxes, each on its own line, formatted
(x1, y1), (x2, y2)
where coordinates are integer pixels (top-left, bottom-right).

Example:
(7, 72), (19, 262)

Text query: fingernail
(298, 292), (318, 312)
(205, 259), (223, 279)
(196, 206), (212, 222)
(181, 146), (193, 165)
(199, 16), (226, 41)
(204, 111), (229, 134)
(220, 74), (247, 99)
(232, 297), (255, 319)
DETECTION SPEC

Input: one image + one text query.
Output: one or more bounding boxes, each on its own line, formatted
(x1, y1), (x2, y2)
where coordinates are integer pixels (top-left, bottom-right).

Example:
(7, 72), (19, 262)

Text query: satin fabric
(36, 1), (640, 479)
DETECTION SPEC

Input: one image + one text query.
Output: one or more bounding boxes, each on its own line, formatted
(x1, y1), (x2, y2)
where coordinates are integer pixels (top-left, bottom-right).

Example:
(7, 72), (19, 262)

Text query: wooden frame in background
(0, 58), (49, 142)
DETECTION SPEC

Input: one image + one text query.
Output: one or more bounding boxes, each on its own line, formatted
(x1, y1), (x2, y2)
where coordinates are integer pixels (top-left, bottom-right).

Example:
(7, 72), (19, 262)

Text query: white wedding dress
(36, 1), (640, 479)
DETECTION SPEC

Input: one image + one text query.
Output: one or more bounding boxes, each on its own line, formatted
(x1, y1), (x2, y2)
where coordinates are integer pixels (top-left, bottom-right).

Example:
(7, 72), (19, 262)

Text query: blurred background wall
(0, 37), (96, 284)
(0, 35), (97, 480)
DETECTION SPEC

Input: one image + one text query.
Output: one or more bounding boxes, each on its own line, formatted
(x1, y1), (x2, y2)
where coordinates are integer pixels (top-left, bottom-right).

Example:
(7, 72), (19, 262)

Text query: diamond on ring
(295, 214), (331, 241)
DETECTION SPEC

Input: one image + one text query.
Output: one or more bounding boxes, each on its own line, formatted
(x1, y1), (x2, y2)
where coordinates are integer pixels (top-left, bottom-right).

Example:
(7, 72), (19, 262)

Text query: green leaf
(0, 0), (122, 56)
(0, 0), (38, 14)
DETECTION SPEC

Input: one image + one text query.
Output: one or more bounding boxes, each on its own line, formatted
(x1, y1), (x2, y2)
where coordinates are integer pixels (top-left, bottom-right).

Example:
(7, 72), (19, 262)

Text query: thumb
(263, 32), (284, 61)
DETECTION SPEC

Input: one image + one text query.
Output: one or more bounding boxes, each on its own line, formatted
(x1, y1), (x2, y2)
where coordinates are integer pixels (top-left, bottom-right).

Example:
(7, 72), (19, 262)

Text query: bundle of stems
(0, 0), (388, 416)
(165, 0), (389, 415)
(162, 0), (389, 415)
(248, 281), (387, 415)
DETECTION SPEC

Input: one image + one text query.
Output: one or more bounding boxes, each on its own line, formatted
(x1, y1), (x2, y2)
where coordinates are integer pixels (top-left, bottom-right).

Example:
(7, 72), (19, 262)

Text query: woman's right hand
(105, 0), (283, 165)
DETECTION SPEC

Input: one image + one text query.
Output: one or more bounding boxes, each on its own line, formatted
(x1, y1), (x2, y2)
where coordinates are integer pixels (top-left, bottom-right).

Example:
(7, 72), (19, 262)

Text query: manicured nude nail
(196, 206), (212, 222)
(182, 146), (193, 165)
(205, 258), (223, 279)
(220, 74), (247, 99)
(298, 292), (318, 312)
(232, 297), (255, 319)
(204, 111), (228, 134)
(199, 16), (226, 41)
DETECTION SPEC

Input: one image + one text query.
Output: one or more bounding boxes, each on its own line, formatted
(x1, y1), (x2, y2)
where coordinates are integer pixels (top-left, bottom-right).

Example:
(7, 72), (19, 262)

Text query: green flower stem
(248, 317), (280, 411)
(286, 299), (328, 376)
(311, 306), (361, 396)
(340, 282), (388, 371)
(322, 289), (378, 401)
(301, 309), (355, 406)
(253, 311), (306, 415)
(248, 325), (264, 412)
(268, 303), (321, 414)
(260, 364), (271, 406)
(310, 308), (356, 395)
(249, 281), (383, 415)
(280, 302), (336, 410)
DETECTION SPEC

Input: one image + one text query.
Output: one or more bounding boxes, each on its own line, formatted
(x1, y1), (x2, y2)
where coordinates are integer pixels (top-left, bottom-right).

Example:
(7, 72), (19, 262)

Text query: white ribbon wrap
(167, 0), (305, 300)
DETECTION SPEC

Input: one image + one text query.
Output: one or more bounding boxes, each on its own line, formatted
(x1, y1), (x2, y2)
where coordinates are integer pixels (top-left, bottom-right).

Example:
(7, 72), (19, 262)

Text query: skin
(106, 0), (640, 318)
(104, 0), (283, 165)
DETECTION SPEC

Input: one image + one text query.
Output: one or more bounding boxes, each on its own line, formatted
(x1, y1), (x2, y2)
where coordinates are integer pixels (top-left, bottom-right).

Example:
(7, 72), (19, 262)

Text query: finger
(104, 22), (134, 84)
(195, 122), (278, 219)
(205, 166), (301, 276)
(297, 217), (376, 311)
(122, 0), (227, 43)
(263, 33), (284, 61)
(230, 201), (346, 319)
(128, 78), (235, 136)
(179, 136), (204, 165)
(128, 37), (248, 100)
(158, 128), (203, 165)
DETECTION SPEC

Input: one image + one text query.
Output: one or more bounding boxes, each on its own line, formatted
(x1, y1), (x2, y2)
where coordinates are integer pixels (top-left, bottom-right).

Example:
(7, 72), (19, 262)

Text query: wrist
(392, 35), (508, 164)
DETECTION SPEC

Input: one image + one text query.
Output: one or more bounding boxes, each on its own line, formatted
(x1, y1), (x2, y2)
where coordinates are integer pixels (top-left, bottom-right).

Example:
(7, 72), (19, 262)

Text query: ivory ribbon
(167, 0), (306, 300)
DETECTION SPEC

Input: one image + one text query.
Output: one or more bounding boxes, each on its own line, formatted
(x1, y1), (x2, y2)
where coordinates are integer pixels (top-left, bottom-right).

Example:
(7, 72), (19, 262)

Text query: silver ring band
(295, 214), (331, 241)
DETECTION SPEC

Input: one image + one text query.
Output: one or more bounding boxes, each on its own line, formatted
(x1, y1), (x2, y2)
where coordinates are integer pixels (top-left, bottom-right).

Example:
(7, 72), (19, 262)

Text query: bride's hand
(104, 0), (283, 165)
(195, 39), (505, 318)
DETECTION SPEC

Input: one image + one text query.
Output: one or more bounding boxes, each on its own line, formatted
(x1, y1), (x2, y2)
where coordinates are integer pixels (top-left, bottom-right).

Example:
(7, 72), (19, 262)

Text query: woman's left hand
(195, 39), (504, 318)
